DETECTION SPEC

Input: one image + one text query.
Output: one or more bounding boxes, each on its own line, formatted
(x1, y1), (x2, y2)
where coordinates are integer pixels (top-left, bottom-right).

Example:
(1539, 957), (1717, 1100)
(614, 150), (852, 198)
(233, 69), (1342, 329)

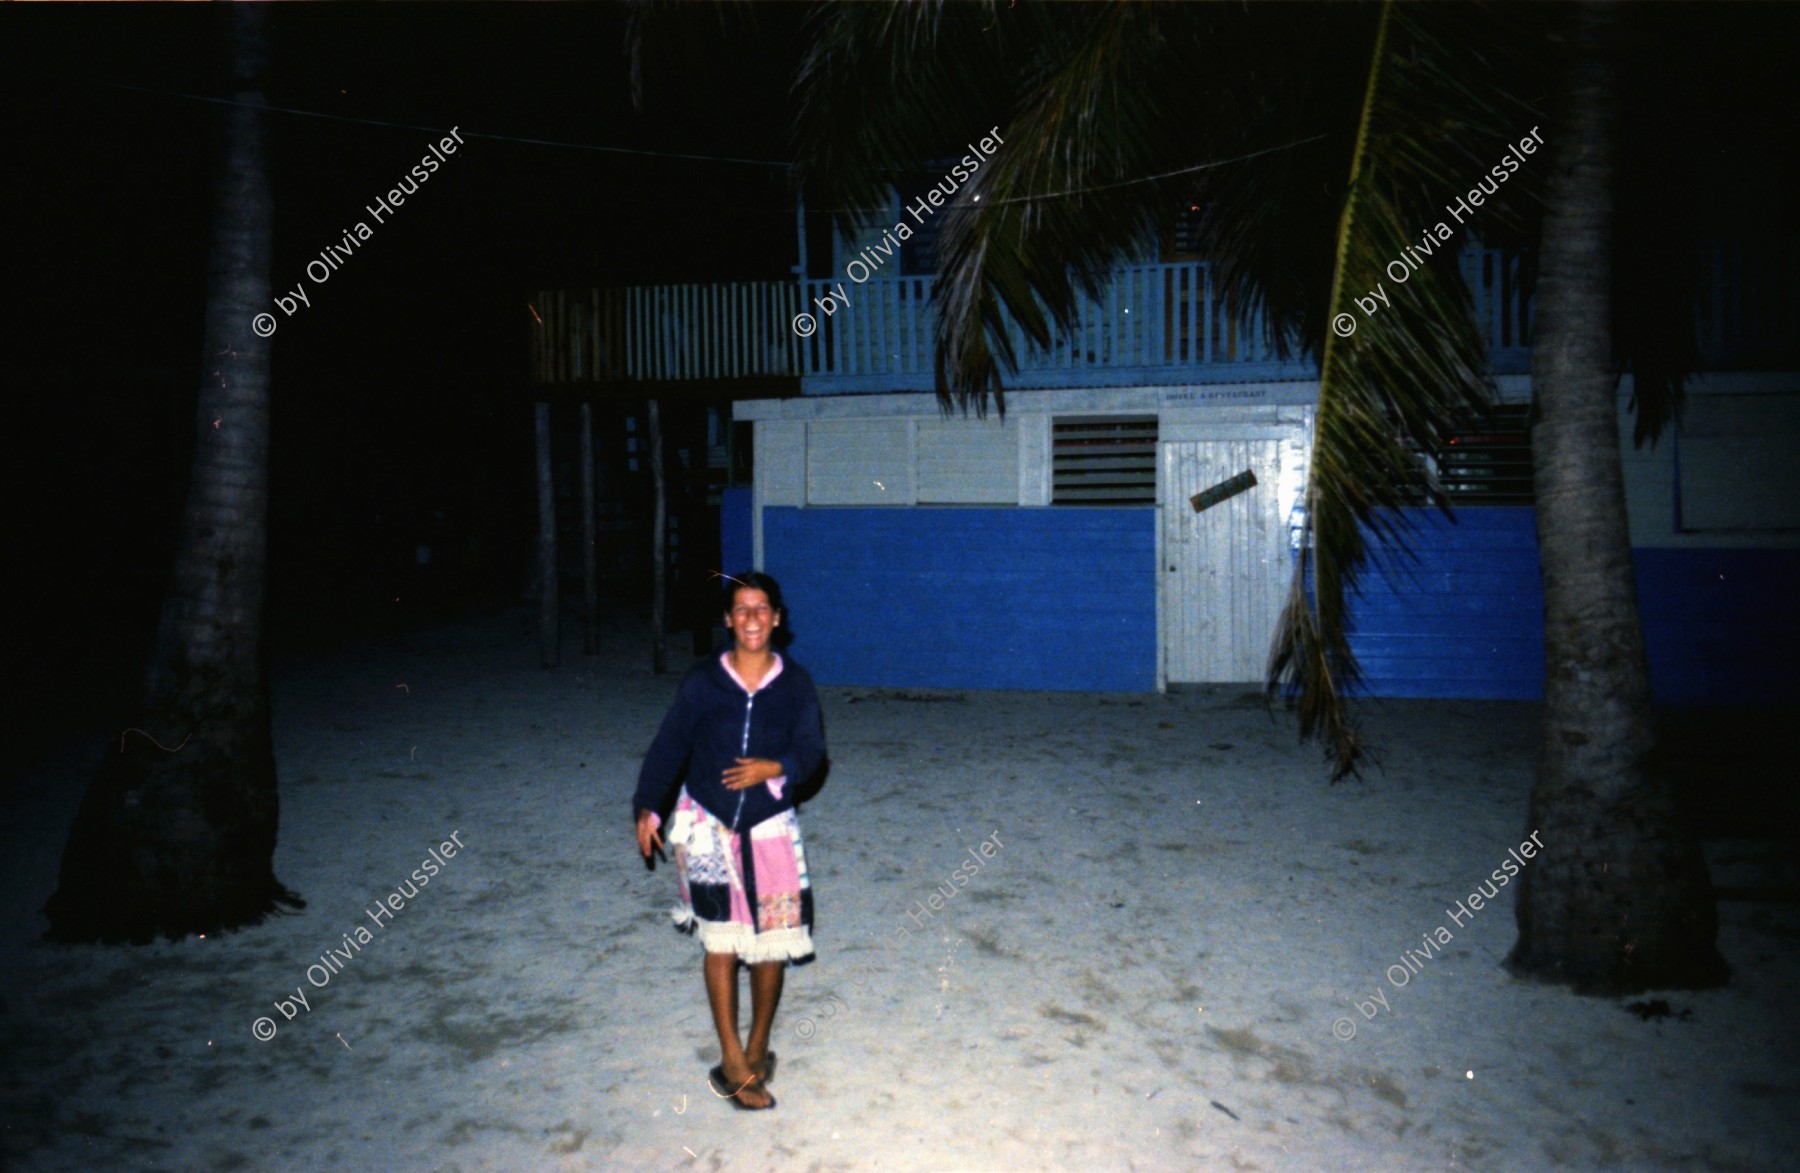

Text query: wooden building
(533, 208), (1799, 702)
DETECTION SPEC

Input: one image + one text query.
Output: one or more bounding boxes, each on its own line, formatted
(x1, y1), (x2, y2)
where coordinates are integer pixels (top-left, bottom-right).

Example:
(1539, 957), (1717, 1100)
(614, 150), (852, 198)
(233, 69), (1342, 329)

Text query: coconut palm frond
(1616, 223), (1696, 446)
(1182, 5), (1381, 357)
(795, 2), (1351, 416)
(790, 0), (1057, 243)
(925, 3), (1380, 415)
(929, 2), (1188, 415)
(787, 0), (1546, 775)
(1266, 0), (1542, 779)
(792, 0), (1178, 415)
(1198, 1), (1540, 361)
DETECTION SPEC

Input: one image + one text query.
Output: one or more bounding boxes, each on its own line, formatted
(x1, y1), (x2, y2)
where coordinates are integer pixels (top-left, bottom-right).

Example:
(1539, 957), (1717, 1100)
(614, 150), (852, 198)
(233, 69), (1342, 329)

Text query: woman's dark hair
(723, 570), (793, 648)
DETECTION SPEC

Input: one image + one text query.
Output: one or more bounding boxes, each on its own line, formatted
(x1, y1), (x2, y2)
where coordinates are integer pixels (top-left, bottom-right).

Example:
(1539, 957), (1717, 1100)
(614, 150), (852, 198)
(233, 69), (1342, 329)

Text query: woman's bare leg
(704, 952), (771, 1107)
(745, 961), (784, 1072)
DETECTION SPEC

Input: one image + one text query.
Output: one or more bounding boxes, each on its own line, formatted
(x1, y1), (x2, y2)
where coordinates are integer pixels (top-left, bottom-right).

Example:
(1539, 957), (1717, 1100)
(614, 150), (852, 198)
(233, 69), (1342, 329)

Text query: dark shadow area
(1664, 705), (1800, 903)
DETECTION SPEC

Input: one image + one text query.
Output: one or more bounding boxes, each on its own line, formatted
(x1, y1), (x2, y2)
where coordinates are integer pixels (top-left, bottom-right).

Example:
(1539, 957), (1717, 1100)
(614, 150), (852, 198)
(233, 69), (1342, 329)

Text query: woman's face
(726, 588), (779, 653)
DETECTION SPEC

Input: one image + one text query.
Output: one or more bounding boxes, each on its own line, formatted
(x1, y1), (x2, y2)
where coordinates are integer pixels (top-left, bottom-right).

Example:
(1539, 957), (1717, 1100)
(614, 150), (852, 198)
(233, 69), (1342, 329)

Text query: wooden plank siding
(761, 505), (1156, 691)
(1634, 546), (1800, 705)
(1332, 509), (1799, 705)
(725, 499), (1798, 702)
(1345, 509), (1546, 700)
(1341, 509), (1800, 705)
(1161, 437), (1291, 683)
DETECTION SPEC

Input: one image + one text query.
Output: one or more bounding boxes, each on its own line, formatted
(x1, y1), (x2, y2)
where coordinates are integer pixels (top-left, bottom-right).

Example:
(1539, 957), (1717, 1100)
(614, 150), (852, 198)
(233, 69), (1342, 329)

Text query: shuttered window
(807, 418), (911, 504)
(917, 417), (1017, 503)
(1052, 415), (1158, 504)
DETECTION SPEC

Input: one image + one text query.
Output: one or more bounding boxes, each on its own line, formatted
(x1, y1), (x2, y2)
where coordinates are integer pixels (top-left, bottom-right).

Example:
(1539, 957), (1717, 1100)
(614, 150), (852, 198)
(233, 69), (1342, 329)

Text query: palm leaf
(1266, 0), (1543, 778)
(795, 2), (1332, 415)
(787, 0), (1543, 776)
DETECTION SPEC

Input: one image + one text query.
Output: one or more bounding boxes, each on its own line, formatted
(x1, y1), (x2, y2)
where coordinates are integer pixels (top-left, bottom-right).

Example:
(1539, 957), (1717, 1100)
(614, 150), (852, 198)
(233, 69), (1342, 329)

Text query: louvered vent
(1437, 405), (1534, 505)
(1052, 415), (1159, 504)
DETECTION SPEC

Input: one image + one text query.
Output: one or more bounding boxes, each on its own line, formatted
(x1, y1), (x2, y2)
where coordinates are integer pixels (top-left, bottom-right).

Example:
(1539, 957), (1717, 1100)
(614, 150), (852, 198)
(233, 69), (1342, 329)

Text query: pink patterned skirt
(666, 787), (814, 963)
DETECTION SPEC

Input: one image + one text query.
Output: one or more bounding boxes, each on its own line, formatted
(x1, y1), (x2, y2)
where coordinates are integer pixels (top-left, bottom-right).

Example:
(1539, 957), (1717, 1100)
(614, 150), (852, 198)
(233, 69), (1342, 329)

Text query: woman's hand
(721, 757), (780, 791)
(635, 808), (665, 860)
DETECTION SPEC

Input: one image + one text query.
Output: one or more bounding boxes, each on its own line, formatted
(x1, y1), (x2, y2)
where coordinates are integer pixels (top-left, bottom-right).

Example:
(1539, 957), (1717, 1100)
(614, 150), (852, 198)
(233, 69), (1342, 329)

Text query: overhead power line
(28, 70), (798, 168)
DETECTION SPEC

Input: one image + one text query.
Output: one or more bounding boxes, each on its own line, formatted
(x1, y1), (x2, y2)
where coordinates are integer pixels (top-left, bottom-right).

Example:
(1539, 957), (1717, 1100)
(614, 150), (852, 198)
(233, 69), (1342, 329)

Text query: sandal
(753, 1051), (778, 1084)
(708, 1064), (777, 1111)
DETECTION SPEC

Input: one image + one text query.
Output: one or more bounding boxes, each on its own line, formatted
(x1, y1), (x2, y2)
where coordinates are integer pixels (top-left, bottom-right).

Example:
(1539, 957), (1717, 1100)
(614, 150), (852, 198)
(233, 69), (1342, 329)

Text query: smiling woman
(631, 570), (827, 1111)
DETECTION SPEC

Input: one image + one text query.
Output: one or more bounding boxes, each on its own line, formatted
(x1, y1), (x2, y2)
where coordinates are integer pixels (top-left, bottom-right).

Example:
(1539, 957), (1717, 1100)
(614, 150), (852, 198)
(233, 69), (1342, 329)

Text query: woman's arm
(631, 673), (704, 817)
(635, 808), (665, 860)
(774, 676), (826, 790)
(721, 758), (782, 790)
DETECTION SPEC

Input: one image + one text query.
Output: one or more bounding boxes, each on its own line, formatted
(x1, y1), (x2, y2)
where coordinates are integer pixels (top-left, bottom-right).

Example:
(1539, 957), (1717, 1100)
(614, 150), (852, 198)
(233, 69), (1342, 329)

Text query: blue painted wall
(1347, 509), (1546, 700)
(733, 500), (1794, 702)
(1635, 547), (1800, 707)
(1346, 508), (1800, 706)
(720, 487), (753, 579)
(760, 506), (1157, 691)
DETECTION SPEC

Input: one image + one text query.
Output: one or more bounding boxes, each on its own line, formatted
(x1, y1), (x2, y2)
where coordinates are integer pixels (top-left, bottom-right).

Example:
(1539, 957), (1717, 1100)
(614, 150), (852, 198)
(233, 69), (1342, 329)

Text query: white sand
(3, 607), (1795, 1171)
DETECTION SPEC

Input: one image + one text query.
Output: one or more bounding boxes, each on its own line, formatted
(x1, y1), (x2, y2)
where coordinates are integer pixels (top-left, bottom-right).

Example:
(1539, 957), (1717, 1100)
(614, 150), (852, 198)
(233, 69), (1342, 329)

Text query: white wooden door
(1161, 439), (1289, 683)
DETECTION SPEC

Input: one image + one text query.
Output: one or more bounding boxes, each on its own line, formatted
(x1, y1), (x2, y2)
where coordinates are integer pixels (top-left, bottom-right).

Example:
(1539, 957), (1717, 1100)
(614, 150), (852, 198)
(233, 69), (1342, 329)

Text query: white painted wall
(752, 418), (806, 565)
(1017, 414), (1052, 506)
(740, 370), (1798, 574)
(1619, 373), (1800, 548)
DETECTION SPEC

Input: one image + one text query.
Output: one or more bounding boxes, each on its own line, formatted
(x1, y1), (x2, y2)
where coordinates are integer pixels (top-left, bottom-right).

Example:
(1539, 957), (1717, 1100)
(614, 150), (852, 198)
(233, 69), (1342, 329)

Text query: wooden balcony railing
(530, 243), (1792, 392)
(530, 282), (804, 386)
(793, 262), (1296, 389)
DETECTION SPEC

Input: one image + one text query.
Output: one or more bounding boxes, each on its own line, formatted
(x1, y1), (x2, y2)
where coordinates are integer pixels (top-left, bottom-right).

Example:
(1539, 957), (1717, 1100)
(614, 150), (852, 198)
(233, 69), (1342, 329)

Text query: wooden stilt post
(535, 400), (559, 668)
(649, 397), (668, 674)
(579, 400), (598, 656)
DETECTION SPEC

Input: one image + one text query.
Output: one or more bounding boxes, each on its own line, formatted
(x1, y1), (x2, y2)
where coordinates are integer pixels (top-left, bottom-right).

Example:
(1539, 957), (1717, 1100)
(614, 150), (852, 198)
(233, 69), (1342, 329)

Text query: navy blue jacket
(632, 654), (826, 832)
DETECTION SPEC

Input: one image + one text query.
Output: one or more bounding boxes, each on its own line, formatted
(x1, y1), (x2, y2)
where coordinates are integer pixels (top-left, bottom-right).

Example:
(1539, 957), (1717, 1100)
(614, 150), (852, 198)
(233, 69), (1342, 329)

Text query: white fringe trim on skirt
(670, 908), (814, 963)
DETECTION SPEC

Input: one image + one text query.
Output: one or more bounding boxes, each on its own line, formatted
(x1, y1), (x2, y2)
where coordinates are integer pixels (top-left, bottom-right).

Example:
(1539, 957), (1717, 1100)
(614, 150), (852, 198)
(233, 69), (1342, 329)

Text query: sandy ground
(2, 606), (1796, 1172)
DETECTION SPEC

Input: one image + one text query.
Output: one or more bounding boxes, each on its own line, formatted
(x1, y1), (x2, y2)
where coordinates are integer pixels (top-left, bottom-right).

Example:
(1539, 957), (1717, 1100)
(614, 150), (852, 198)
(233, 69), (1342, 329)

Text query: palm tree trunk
(649, 397), (668, 674)
(1507, 0), (1726, 993)
(535, 401), (559, 668)
(580, 400), (599, 656)
(45, 2), (299, 941)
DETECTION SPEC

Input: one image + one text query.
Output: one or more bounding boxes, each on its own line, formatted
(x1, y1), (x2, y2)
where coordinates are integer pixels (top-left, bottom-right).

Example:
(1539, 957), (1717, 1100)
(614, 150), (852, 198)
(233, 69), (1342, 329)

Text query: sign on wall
(1189, 468), (1258, 513)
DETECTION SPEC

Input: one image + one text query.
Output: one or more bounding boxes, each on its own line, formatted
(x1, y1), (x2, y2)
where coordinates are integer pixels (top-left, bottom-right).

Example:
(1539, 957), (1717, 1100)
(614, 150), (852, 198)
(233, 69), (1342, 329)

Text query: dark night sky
(4, 3), (810, 762)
